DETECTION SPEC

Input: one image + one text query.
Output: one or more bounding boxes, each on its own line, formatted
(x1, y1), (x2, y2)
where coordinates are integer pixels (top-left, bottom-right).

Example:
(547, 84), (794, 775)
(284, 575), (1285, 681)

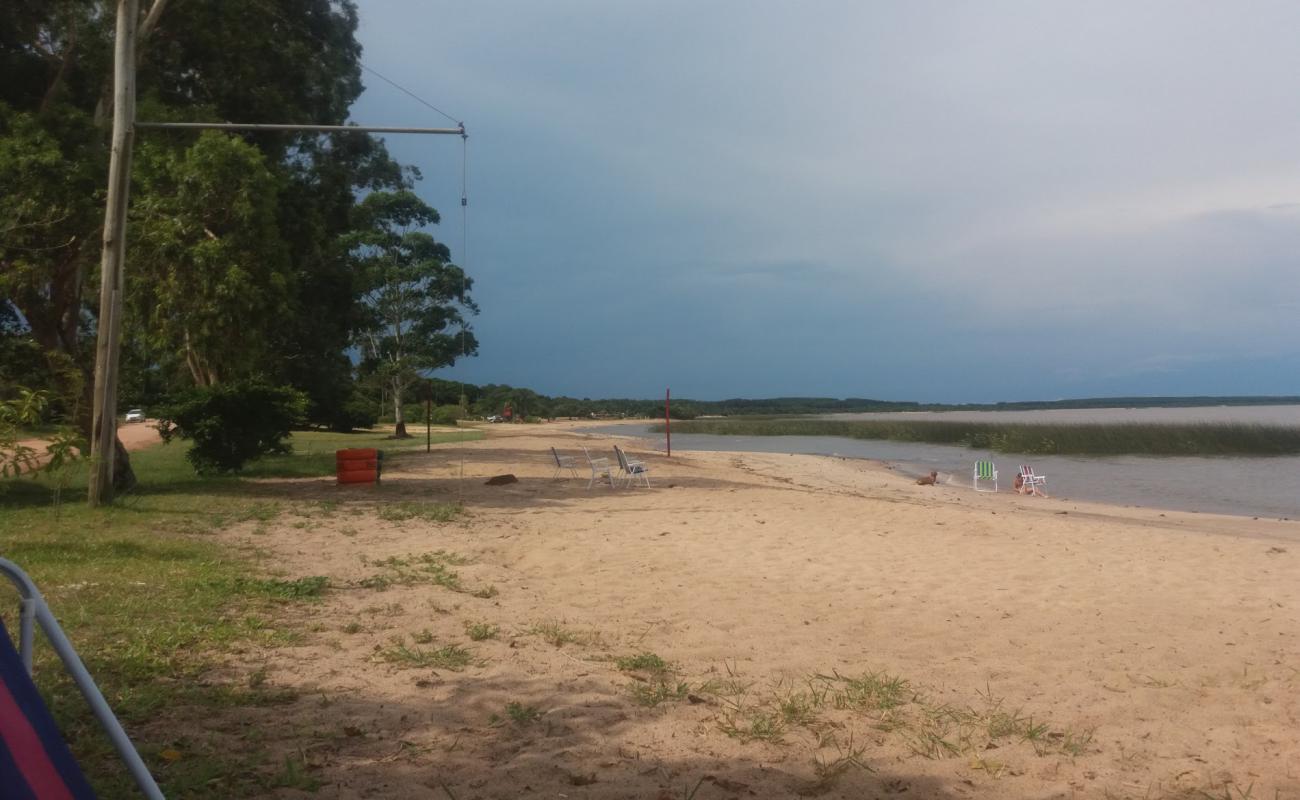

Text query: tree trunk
(392, 378), (410, 438)
(113, 436), (137, 493)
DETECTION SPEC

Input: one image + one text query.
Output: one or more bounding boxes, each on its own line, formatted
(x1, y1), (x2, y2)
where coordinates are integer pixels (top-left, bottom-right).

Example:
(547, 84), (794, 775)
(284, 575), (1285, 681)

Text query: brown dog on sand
(916, 470), (939, 486)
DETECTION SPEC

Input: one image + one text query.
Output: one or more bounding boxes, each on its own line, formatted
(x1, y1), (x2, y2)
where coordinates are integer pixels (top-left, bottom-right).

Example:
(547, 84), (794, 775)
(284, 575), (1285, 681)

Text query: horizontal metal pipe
(135, 121), (465, 135)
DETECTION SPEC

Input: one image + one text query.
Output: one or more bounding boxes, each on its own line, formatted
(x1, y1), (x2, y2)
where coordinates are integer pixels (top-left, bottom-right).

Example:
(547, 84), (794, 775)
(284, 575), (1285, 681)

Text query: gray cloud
(351, 1), (1300, 400)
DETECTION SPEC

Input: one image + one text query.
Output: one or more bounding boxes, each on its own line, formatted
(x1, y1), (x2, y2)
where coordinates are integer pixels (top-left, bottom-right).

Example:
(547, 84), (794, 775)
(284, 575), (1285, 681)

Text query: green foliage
(378, 640), (476, 670)
(350, 190), (478, 434)
(0, 438), (335, 796)
(131, 132), (291, 386)
(226, 575), (330, 600)
(617, 652), (670, 673)
(1, 1), (435, 485)
(431, 404), (465, 425)
(0, 388), (83, 479)
(505, 702), (542, 724)
(465, 622), (499, 641)
(157, 380), (307, 474)
(0, 103), (105, 410)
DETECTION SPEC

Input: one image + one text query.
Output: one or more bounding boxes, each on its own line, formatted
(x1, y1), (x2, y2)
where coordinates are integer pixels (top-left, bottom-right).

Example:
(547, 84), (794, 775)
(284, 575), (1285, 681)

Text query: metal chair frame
(973, 460), (998, 493)
(1, 557), (165, 799)
(551, 447), (580, 480)
(613, 446), (651, 488)
(582, 447), (615, 489)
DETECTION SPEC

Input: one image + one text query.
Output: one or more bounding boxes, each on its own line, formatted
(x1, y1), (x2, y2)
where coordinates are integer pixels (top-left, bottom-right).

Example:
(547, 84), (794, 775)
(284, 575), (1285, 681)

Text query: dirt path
(196, 424), (1299, 799)
(7, 419), (162, 475)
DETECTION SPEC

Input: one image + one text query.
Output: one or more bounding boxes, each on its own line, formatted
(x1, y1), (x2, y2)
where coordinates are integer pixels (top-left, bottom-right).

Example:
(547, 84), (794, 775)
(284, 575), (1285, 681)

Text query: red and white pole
(665, 387), (671, 457)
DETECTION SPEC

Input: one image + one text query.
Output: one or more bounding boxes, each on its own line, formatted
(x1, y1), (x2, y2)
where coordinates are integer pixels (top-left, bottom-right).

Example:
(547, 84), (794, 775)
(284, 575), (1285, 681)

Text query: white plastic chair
(1018, 465), (1048, 496)
(973, 460), (998, 492)
(613, 445), (651, 487)
(582, 446), (614, 489)
(551, 447), (579, 480)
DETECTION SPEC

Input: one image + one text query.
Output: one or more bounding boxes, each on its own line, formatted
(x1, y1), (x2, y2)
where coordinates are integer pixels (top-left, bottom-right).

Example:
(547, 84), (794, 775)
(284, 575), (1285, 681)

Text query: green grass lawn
(0, 426), (481, 796)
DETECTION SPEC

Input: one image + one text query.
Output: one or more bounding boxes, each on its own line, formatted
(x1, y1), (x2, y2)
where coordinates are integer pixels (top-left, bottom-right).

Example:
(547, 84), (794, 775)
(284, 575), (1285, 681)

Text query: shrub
(0, 388), (83, 479)
(431, 404), (464, 425)
(158, 380), (307, 473)
(324, 386), (378, 432)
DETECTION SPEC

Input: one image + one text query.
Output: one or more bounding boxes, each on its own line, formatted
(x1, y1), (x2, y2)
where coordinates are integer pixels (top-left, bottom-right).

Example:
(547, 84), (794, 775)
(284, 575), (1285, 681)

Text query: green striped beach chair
(973, 460), (998, 492)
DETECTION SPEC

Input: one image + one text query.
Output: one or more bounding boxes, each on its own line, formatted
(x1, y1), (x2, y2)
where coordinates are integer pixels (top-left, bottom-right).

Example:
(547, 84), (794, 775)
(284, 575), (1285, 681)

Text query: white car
(124, 409), (145, 423)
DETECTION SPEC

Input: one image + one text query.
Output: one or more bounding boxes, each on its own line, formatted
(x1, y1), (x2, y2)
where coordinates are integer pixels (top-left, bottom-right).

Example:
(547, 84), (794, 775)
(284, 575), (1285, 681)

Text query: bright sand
(211, 422), (1299, 798)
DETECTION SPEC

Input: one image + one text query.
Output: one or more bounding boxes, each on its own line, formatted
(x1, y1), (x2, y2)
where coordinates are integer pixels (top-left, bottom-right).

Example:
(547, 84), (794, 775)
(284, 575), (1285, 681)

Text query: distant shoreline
(652, 416), (1300, 457)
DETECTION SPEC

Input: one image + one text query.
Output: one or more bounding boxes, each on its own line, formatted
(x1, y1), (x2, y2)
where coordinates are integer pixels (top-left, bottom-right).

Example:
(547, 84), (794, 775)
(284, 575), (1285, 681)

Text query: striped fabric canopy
(0, 617), (96, 799)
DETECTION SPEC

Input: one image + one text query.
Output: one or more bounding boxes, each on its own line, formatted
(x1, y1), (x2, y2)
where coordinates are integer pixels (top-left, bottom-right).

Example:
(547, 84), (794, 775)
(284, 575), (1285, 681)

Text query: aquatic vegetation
(656, 419), (1300, 456)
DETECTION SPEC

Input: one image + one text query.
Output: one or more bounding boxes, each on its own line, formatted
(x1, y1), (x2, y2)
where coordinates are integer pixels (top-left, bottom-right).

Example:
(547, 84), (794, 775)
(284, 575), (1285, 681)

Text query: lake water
(584, 405), (1300, 519)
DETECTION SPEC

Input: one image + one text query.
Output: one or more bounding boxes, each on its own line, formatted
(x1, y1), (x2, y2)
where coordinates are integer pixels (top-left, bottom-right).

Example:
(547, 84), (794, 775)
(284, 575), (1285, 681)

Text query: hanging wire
(248, 0), (464, 127)
(457, 132), (469, 504)
(362, 65), (462, 127)
(247, 0), (471, 496)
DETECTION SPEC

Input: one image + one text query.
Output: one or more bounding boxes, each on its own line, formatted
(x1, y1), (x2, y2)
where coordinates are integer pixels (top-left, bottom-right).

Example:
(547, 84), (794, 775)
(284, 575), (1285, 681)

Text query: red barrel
(336, 449), (383, 484)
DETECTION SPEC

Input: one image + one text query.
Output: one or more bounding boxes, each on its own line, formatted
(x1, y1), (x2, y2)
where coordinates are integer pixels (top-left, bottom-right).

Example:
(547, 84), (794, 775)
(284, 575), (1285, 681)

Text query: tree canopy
(351, 191), (478, 437)
(0, 1), (479, 480)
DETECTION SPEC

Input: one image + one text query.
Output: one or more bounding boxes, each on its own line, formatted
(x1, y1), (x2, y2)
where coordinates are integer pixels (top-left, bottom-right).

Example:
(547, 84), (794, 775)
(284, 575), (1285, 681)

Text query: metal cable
(458, 133), (469, 504)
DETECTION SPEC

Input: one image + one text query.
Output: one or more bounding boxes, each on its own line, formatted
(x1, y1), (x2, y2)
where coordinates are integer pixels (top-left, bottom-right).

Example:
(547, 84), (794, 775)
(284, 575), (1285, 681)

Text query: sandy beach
(201, 422), (1299, 799)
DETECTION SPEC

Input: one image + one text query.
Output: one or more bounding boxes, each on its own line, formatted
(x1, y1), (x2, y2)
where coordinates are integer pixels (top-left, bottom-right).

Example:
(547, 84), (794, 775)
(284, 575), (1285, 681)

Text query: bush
(158, 380), (307, 474)
(431, 404), (464, 425)
(0, 388), (83, 479)
(322, 386), (378, 432)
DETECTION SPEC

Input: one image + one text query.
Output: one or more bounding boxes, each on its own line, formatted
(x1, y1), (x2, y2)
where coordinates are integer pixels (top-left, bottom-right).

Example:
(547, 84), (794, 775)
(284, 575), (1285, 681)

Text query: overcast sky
(350, 1), (1300, 403)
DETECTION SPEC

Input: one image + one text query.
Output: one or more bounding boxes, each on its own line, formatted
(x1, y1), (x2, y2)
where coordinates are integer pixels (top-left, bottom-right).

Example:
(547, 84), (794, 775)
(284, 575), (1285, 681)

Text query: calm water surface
(585, 406), (1300, 519)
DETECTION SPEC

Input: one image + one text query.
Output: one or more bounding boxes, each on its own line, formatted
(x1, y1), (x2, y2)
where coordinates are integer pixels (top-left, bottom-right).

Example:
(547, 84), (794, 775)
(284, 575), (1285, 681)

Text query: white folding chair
(551, 447), (579, 480)
(1018, 465), (1048, 496)
(613, 445), (651, 488)
(582, 446), (614, 489)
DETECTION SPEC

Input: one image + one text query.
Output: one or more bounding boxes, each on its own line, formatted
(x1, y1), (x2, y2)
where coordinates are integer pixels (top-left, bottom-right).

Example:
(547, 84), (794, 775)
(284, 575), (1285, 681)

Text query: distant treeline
(419, 382), (1300, 422)
(655, 418), (1300, 457)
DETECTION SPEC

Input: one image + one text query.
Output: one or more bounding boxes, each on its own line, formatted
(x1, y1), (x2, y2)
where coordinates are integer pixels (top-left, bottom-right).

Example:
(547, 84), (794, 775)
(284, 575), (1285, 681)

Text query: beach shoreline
(578, 418), (1300, 523)
(198, 421), (1299, 797)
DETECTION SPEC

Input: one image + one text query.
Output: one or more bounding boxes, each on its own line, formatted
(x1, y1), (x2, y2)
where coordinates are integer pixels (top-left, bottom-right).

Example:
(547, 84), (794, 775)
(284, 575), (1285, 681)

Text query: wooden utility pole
(84, 0), (463, 506)
(88, 0), (139, 506)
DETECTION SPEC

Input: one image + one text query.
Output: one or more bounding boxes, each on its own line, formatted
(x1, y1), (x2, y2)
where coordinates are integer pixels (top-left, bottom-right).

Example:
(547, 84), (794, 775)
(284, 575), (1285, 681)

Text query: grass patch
(717, 707), (787, 742)
(0, 429), (472, 795)
(617, 652), (670, 673)
(505, 701), (542, 725)
(618, 651), (689, 707)
(240, 428), (483, 479)
(377, 502), (462, 523)
(659, 418), (1300, 457)
(226, 575), (330, 600)
(687, 666), (1091, 775)
(357, 550), (498, 598)
(529, 620), (599, 648)
(378, 637), (477, 670)
(465, 622), (499, 641)
(630, 679), (692, 707)
(804, 735), (874, 794)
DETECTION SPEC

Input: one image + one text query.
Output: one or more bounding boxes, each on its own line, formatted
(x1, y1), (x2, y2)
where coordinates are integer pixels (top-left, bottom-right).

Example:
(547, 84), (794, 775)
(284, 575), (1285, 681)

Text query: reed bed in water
(654, 418), (1300, 456)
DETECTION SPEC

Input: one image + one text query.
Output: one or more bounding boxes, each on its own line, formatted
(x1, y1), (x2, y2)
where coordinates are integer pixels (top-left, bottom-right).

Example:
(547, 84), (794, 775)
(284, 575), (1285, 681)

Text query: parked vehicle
(124, 409), (145, 423)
